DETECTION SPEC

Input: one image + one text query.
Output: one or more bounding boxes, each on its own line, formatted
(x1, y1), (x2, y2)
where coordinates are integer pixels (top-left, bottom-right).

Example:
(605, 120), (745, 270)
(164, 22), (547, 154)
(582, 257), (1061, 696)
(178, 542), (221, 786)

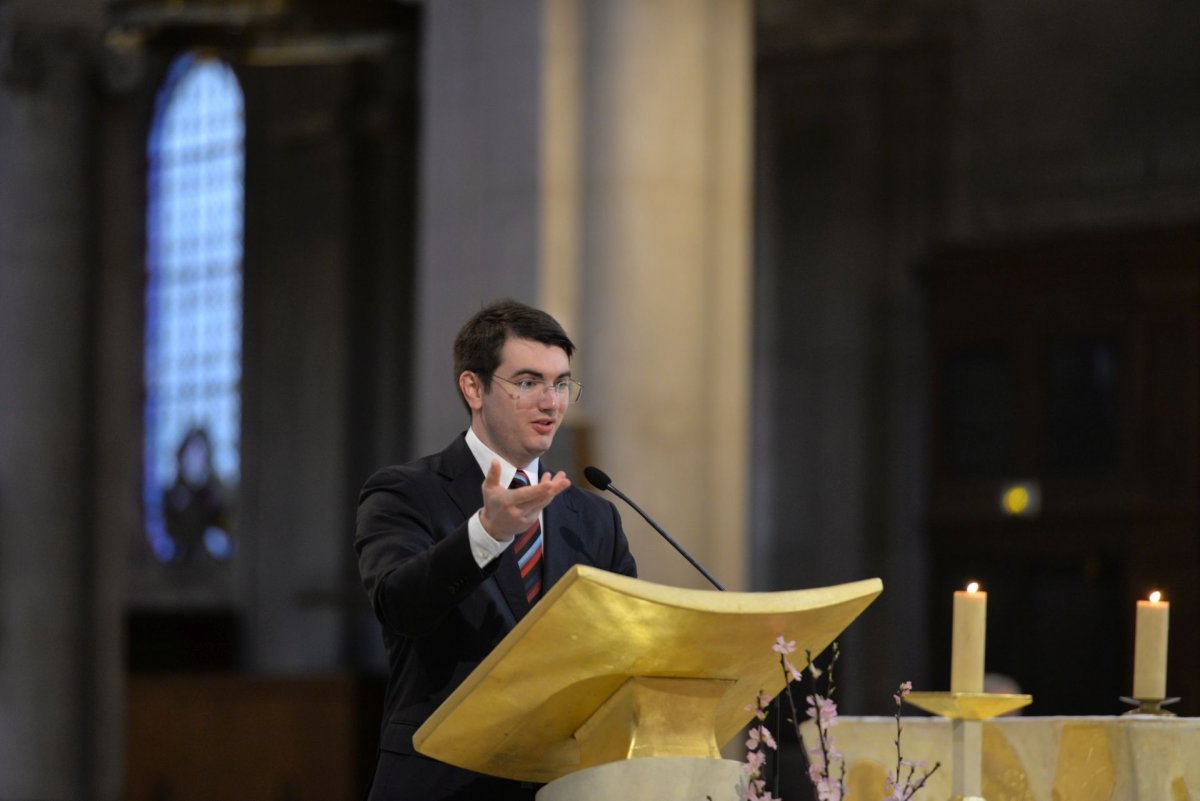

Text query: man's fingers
(483, 459), (502, 489)
(538, 470), (570, 488)
(518, 475), (570, 509)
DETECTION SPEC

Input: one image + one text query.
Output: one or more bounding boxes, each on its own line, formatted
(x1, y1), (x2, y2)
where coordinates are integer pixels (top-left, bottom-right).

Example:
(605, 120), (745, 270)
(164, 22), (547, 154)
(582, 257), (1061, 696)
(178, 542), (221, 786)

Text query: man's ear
(458, 371), (484, 412)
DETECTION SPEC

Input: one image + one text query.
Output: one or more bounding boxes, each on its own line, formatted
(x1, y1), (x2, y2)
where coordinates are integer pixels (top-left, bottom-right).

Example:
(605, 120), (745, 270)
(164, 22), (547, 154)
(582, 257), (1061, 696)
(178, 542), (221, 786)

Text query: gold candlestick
(905, 691), (1032, 801)
(1119, 695), (1179, 716)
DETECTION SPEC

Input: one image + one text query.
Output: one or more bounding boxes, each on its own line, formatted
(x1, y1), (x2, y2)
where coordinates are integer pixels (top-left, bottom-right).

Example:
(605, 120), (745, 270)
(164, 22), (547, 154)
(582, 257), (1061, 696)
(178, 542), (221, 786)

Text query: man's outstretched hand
(479, 459), (571, 541)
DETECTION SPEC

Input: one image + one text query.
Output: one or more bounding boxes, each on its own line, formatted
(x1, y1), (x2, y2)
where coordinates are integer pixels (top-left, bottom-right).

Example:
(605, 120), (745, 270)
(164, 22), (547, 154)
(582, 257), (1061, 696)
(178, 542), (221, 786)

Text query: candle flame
(966, 582), (980, 594)
(1149, 590), (1162, 603)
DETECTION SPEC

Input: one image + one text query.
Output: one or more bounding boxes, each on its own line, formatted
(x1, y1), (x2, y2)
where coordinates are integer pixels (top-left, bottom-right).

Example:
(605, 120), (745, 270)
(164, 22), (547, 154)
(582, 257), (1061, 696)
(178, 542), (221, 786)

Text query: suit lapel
(540, 468), (582, 592)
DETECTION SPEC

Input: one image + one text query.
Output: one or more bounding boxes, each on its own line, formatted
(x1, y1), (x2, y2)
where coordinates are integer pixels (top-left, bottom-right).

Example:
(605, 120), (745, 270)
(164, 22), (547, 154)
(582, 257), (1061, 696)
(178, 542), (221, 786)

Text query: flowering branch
(773, 637), (846, 801)
(742, 639), (937, 801)
(742, 689), (780, 801)
(803, 644), (846, 801)
(883, 682), (940, 801)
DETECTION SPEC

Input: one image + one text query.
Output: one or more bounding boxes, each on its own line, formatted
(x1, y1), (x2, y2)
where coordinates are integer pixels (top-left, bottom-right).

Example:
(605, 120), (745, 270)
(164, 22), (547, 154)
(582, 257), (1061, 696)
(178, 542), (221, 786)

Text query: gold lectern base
(536, 757), (744, 801)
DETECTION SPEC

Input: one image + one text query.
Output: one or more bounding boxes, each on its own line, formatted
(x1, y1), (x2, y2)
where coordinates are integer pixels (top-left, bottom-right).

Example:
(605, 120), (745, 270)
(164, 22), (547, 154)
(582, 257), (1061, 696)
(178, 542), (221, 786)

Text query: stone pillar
(576, 0), (752, 590)
(0, 6), (115, 799)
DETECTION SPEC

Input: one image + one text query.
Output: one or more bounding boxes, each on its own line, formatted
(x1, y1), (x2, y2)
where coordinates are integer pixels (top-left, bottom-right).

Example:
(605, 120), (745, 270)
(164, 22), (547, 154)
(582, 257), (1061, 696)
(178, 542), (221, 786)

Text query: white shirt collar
(465, 427), (540, 486)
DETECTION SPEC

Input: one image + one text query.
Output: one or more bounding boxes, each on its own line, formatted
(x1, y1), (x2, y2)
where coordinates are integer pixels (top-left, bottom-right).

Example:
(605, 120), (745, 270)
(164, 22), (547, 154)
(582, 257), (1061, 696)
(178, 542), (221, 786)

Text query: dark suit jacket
(355, 433), (637, 800)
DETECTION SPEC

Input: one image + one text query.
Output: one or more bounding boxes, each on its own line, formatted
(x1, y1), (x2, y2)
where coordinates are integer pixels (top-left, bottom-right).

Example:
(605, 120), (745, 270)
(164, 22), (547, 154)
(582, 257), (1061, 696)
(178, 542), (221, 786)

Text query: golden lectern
(414, 565), (882, 800)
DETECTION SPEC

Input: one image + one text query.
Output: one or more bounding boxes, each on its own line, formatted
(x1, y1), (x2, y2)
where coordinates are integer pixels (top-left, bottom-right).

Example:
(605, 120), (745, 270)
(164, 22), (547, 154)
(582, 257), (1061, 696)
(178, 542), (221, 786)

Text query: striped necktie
(509, 470), (544, 602)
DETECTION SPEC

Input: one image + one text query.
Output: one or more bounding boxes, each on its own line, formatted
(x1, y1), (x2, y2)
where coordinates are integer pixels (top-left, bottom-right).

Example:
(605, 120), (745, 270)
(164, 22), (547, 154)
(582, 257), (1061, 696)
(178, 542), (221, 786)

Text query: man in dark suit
(356, 299), (638, 800)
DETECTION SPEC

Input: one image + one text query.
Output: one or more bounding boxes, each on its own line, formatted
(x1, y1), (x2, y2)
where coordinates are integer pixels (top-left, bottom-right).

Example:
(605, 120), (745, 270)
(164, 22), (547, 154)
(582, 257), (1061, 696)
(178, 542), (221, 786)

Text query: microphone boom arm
(605, 482), (726, 592)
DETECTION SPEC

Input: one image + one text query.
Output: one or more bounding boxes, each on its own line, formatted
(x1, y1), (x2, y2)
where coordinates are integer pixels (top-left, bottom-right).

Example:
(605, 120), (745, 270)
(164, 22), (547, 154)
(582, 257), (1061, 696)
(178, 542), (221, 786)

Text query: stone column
(0, 5), (115, 799)
(576, 0), (752, 590)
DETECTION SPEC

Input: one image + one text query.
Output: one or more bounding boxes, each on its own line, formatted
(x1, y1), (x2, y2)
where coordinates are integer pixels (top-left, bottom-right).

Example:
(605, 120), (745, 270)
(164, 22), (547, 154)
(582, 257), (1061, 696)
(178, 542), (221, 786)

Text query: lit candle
(951, 582), (987, 693)
(1132, 591), (1169, 699)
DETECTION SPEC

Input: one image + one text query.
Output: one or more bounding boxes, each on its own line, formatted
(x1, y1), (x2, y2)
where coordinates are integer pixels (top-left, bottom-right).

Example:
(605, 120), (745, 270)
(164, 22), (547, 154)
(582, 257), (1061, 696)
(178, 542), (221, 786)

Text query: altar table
(804, 715), (1200, 801)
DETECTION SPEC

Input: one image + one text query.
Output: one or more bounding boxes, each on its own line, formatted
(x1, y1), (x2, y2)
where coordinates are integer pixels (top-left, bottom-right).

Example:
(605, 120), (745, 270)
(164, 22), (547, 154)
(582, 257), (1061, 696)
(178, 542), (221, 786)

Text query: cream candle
(1132, 591), (1169, 700)
(951, 582), (987, 693)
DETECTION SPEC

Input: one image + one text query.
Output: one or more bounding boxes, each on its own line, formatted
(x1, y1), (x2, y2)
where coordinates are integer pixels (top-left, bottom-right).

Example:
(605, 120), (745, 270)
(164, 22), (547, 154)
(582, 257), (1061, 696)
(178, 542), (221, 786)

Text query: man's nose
(537, 385), (561, 409)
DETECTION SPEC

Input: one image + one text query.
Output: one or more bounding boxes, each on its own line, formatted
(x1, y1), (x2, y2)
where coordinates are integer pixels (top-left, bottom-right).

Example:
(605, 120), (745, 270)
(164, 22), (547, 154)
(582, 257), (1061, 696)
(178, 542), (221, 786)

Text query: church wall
(754, 0), (1200, 725)
(755, 37), (946, 715)
(947, 0), (1200, 236)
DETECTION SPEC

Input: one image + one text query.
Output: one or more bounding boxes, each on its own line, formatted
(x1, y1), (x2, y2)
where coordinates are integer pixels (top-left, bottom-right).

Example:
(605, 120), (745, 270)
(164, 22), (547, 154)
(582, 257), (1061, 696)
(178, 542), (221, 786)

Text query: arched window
(143, 53), (244, 565)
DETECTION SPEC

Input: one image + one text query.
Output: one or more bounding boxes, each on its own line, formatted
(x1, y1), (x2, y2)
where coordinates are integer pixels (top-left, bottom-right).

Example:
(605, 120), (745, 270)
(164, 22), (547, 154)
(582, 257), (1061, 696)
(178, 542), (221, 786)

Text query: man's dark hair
(453, 299), (575, 410)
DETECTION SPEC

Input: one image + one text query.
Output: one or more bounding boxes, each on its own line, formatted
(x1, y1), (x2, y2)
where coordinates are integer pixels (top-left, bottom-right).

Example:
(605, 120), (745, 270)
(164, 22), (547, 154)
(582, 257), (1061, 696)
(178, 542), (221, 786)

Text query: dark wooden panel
(922, 223), (1200, 715)
(125, 673), (381, 801)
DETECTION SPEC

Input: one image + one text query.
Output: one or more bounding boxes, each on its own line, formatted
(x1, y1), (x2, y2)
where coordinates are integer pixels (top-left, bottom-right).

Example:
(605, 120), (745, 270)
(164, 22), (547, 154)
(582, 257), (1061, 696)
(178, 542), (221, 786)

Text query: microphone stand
(602, 482), (726, 592)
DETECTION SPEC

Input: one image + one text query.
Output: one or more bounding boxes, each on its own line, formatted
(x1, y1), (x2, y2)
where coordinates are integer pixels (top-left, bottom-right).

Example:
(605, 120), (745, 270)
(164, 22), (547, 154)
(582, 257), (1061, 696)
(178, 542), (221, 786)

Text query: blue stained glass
(144, 54), (244, 565)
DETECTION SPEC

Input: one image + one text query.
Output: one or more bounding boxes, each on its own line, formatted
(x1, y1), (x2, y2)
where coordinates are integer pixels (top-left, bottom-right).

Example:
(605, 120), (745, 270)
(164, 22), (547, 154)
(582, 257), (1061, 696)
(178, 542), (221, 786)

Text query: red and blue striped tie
(509, 470), (544, 602)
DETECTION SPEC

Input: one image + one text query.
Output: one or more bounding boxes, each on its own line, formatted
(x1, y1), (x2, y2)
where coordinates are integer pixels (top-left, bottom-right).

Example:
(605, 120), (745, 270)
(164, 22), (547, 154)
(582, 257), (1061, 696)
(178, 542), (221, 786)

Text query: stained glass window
(143, 54), (244, 565)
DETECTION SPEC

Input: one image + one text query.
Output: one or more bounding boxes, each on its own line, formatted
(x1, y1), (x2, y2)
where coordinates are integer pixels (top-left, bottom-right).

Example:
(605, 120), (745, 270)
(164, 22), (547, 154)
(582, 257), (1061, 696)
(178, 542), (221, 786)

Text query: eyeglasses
(490, 374), (584, 404)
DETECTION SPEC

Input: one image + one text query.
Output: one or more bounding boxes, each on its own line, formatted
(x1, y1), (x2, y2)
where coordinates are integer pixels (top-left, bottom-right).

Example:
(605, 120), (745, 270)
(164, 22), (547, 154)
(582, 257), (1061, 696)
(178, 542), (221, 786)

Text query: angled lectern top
(414, 565), (882, 784)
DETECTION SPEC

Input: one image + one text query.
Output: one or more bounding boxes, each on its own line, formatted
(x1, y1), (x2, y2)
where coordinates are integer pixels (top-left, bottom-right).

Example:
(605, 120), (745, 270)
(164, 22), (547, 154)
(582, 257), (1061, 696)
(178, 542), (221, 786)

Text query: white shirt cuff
(468, 510), (513, 567)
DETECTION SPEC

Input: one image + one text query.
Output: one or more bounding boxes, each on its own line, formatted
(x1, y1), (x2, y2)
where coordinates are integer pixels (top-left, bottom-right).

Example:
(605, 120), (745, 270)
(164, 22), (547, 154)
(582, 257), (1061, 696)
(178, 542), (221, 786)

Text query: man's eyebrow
(510, 368), (572, 380)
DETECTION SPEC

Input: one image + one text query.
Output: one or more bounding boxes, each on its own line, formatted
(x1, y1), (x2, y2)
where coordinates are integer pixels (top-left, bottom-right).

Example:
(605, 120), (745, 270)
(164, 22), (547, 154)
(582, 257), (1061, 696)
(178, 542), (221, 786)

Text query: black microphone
(584, 466), (726, 591)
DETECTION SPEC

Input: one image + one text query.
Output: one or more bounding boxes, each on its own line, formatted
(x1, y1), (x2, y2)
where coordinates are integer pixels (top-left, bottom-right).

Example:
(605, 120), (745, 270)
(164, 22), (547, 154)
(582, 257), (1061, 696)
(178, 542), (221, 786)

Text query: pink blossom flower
(742, 776), (767, 799)
(814, 775), (844, 801)
(805, 693), (839, 727)
(772, 637), (805, 681)
(773, 636), (796, 655)
(746, 725), (777, 751)
(745, 691), (774, 720)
